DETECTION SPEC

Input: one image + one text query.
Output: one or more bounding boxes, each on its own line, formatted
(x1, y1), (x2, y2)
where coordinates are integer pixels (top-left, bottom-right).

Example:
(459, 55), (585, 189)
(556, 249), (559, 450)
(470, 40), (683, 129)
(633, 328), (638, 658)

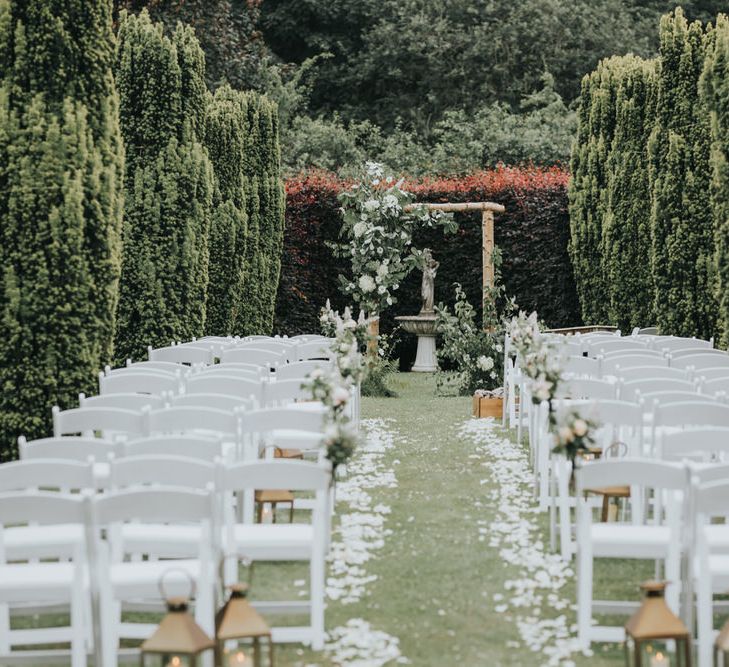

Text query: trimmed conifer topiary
(0, 0), (124, 459)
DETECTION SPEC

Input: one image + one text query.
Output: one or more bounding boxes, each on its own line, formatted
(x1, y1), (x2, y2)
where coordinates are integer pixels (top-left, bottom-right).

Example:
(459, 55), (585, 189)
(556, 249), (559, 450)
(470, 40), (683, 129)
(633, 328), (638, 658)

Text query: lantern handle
(219, 552), (253, 587)
(158, 567), (196, 601)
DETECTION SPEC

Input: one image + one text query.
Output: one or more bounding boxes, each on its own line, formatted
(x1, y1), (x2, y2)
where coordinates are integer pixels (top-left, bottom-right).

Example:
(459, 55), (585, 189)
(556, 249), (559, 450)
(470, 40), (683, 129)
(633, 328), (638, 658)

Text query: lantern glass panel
(222, 646), (254, 667)
(141, 654), (195, 667)
(624, 637), (692, 667)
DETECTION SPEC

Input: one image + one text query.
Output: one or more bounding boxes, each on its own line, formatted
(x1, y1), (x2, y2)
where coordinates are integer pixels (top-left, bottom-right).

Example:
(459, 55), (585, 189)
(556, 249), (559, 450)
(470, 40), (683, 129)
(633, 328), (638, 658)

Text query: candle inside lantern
(227, 649), (251, 666)
(166, 657), (182, 667)
(650, 651), (669, 667)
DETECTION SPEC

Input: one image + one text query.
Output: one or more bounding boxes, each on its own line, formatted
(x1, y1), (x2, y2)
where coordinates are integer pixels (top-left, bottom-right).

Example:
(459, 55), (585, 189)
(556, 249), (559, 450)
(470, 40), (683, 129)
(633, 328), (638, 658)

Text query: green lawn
(271, 372), (642, 666)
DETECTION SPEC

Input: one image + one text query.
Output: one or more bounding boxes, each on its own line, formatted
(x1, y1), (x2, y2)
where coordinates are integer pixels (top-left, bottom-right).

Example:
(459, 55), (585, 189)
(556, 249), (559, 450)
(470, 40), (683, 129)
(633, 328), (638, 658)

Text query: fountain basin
(395, 314), (438, 372)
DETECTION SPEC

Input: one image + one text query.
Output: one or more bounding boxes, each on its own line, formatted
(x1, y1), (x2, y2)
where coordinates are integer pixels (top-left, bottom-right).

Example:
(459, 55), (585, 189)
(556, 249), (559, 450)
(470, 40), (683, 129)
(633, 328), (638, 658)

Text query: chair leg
(70, 584), (86, 667)
(289, 501), (294, 524)
(0, 603), (10, 654)
(310, 554), (325, 651)
(577, 543), (593, 650)
(696, 572), (713, 667)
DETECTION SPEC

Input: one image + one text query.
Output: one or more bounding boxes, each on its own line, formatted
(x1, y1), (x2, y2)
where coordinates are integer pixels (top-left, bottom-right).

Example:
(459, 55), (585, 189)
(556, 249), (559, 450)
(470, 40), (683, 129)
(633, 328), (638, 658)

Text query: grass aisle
(278, 372), (634, 666)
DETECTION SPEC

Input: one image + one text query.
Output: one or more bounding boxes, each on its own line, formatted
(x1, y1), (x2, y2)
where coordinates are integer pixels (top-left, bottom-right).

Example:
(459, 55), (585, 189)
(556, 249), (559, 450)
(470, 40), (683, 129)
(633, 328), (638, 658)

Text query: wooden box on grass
(472, 394), (503, 419)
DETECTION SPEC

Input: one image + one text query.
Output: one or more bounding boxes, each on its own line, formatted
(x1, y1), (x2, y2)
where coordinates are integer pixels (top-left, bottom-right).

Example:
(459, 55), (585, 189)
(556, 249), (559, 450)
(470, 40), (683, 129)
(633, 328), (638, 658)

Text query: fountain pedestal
(395, 313), (438, 372)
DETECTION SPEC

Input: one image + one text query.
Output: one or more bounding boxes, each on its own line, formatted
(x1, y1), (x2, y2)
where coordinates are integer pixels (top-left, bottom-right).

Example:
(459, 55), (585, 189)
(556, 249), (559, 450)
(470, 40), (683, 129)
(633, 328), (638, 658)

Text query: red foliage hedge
(274, 167), (580, 364)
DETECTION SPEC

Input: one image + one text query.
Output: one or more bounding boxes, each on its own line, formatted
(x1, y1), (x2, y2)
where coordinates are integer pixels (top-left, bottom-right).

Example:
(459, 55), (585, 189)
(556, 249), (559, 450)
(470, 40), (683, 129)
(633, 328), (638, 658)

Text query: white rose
(353, 221), (368, 238)
(363, 199), (380, 212)
(558, 426), (574, 443)
(331, 386), (350, 406)
(383, 194), (398, 209)
(338, 356), (352, 370)
(377, 285), (386, 294)
(477, 356), (495, 371)
(573, 419), (588, 437)
(310, 368), (323, 379)
(377, 264), (389, 277)
(358, 275), (376, 293)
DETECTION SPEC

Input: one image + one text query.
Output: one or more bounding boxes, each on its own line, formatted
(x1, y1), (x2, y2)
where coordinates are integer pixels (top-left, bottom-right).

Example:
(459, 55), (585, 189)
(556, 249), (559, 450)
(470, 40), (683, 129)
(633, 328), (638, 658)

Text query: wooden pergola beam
(406, 201), (505, 301)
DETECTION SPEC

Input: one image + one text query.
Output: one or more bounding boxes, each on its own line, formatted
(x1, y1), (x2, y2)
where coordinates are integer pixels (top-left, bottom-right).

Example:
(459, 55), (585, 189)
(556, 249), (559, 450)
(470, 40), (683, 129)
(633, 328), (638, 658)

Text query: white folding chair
(575, 459), (685, 648)
(185, 374), (264, 406)
(122, 360), (184, 374)
(108, 455), (218, 561)
(195, 365), (263, 382)
(673, 354), (729, 371)
(123, 435), (222, 461)
(79, 392), (164, 412)
(263, 379), (315, 407)
(52, 406), (146, 441)
(99, 370), (181, 396)
(650, 401), (729, 458)
(701, 377), (729, 398)
(693, 478), (729, 667)
(696, 368), (729, 382)
(0, 460), (94, 561)
(19, 436), (117, 462)
(0, 493), (88, 667)
(170, 393), (255, 413)
(603, 354), (670, 376)
(660, 428), (729, 463)
(650, 336), (714, 352)
(220, 347), (287, 369)
(619, 378), (696, 402)
(87, 488), (215, 666)
(587, 339), (649, 357)
(601, 348), (664, 360)
(148, 343), (214, 366)
(563, 355), (600, 379)
(275, 360), (334, 382)
(295, 340), (334, 362)
(553, 400), (644, 560)
(557, 377), (617, 400)
(217, 460), (331, 649)
(669, 347), (726, 359)
(617, 366), (691, 382)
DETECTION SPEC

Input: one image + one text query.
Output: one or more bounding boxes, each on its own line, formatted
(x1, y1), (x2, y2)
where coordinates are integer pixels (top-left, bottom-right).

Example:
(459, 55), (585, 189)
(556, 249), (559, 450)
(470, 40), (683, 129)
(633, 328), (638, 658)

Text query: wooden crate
(472, 395), (503, 419)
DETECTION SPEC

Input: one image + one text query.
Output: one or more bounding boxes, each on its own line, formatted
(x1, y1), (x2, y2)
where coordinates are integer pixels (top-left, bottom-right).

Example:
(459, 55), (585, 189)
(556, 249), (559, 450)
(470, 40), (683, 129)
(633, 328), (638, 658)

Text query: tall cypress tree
(648, 8), (715, 339)
(603, 56), (657, 331)
(0, 0), (124, 459)
(240, 95), (285, 335)
(204, 86), (248, 335)
(114, 11), (213, 361)
(568, 57), (621, 325)
(702, 13), (729, 345)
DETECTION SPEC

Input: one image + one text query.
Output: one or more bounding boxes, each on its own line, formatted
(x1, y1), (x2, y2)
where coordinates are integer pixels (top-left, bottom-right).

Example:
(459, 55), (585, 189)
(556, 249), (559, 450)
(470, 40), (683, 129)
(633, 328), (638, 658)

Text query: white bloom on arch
(353, 221), (368, 238)
(477, 355), (494, 371)
(363, 199), (380, 212)
(358, 275), (376, 293)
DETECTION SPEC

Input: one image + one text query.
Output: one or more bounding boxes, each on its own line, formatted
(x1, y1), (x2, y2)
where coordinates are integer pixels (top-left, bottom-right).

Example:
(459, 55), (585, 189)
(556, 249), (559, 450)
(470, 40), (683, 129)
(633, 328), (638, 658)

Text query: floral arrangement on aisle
(434, 283), (506, 395)
(508, 311), (564, 404)
(551, 406), (599, 460)
(335, 161), (455, 318)
(303, 303), (371, 469)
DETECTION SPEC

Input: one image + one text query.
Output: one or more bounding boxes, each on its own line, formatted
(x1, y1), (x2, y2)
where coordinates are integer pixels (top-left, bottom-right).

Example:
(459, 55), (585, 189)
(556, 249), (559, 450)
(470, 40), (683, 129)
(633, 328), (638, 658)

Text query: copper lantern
(624, 581), (692, 667)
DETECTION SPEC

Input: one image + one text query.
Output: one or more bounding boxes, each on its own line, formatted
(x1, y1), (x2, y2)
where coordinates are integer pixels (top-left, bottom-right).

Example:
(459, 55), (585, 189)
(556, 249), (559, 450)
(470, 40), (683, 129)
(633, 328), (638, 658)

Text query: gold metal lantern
(624, 581), (692, 667)
(216, 581), (274, 667)
(140, 569), (215, 667)
(714, 617), (729, 666)
(139, 596), (215, 667)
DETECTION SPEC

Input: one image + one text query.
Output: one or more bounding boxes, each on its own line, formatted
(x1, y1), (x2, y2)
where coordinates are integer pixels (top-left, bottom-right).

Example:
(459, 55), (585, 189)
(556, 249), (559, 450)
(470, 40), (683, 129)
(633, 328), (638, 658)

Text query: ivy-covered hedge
(275, 167), (579, 365)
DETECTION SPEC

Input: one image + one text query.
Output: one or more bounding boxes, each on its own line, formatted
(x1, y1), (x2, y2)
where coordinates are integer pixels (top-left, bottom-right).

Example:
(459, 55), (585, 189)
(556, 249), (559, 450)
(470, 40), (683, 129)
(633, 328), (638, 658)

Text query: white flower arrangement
(335, 161), (455, 317)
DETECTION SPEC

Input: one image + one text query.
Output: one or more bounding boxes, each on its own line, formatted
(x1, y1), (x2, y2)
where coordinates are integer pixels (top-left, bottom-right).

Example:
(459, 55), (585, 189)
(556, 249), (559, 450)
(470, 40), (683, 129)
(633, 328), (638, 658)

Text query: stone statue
(420, 248), (439, 313)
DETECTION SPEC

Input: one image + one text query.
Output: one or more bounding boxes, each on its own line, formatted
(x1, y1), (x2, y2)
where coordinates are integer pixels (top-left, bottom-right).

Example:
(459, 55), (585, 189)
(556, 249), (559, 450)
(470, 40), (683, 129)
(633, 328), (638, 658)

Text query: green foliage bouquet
(336, 161), (455, 316)
(434, 284), (506, 395)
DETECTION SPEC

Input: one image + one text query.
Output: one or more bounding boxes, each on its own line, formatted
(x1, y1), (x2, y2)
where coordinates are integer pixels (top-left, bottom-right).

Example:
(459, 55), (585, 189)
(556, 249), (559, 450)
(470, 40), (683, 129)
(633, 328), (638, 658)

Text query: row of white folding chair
(573, 455), (729, 665)
(0, 458), (331, 666)
(550, 398), (729, 560)
(574, 458), (685, 648)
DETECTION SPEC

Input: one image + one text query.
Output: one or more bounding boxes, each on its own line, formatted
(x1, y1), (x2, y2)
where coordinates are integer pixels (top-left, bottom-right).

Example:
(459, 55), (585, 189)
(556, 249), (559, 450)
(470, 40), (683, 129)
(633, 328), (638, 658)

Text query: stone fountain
(395, 249), (439, 372)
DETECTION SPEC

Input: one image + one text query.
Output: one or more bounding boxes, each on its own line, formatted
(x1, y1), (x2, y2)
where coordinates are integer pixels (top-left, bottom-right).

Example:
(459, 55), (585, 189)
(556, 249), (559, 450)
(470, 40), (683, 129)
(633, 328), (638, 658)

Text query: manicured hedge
(275, 167), (579, 365)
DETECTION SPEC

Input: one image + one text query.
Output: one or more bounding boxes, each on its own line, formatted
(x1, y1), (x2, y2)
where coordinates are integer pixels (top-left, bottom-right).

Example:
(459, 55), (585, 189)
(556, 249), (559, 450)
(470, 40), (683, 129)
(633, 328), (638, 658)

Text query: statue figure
(420, 248), (439, 313)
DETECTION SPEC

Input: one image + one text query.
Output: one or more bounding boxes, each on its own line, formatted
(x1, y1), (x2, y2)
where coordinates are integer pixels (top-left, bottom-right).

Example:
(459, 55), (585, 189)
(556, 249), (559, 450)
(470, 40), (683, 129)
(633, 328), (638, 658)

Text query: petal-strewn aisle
(276, 373), (626, 666)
